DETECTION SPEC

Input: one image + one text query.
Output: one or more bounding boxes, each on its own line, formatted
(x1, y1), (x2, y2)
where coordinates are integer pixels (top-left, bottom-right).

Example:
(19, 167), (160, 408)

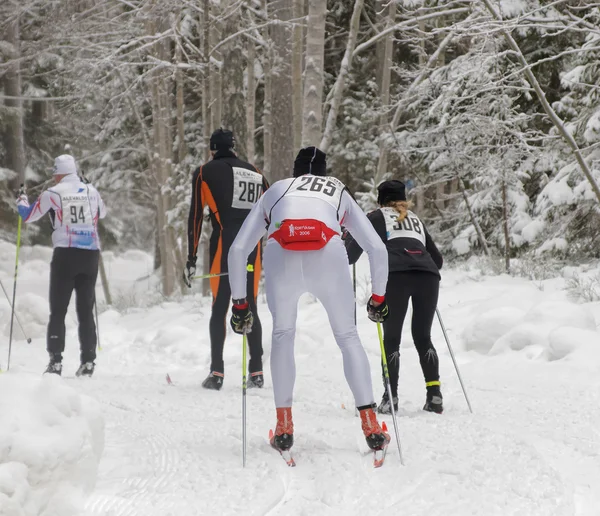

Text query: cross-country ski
(269, 429), (296, 467)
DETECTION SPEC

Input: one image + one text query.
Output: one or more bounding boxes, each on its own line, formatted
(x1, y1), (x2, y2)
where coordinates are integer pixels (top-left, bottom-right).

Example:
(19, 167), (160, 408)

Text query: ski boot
(359, 405), (389, 450)
(202, 371), (224, 390)
(272, 407), (294, 451)
(76, 362), (95, 377)
(247, 371), (264, 389)
(377, 391), (398, 415)
(44, 353), (62, 376)
(423, 384), (443, 414)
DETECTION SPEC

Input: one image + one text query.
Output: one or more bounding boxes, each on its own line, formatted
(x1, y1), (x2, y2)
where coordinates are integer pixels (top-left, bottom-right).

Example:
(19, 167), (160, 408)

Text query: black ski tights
(48, 248), (99, 363)
(208, 240), (263, 375)
(382, 271), (440, 397)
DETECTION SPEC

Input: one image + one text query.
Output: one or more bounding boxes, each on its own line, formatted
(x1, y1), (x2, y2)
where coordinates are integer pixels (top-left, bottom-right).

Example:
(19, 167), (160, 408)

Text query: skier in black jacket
(344, 180), (444, 414)
(185, 129), (269, 390)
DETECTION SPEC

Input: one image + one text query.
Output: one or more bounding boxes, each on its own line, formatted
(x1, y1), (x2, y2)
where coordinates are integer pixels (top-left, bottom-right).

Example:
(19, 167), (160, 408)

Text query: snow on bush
(466, 300), (597, 360)
(547, 327), (600, 360)
(0, 374), (104, 516)
(147, 325), (201, 364)
(521, 220), (545, 243)
(462, 307), (526, 353)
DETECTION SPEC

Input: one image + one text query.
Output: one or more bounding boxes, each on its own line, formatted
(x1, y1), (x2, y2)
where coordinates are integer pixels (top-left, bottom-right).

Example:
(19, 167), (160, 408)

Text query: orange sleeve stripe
(210, 235), (223, 300)
(201, 181), (222, 228)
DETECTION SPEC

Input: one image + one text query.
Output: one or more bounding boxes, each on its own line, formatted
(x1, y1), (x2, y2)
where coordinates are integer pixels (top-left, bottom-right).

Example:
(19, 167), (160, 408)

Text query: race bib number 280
(232, 167), (263, 209)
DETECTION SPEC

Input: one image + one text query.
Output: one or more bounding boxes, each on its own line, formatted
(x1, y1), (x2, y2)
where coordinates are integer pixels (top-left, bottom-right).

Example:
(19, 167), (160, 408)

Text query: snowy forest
(3, 0), (600, 296)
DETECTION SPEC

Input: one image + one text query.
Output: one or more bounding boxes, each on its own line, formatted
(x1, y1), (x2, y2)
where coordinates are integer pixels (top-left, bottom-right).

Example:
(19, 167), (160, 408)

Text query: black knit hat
(293, 147), (327, 177)
(377, 180), (406, 205)
(210, 128), (235, 151)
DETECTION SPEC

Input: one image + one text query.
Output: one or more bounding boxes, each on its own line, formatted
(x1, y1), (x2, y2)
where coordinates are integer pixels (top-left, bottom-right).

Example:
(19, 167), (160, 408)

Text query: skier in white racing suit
(227, 146), (391, 452)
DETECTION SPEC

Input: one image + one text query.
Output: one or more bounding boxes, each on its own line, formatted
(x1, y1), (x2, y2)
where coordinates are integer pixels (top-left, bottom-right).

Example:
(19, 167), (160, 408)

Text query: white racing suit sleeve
(339, 191), (389, 297)
(18, 190), (59, 223)
(228, 196), (268, 300)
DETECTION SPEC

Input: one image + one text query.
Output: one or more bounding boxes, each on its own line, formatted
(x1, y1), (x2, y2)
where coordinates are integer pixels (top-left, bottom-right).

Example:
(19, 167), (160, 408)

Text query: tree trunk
(222, 2), (247, 156)
(175, 21), (187, 164)
(320, 0), (364, 153)
(98, 253), (113, 306)
(262, 0), (273, 179)
(375, 0), (387, 92)
(374, 0), (396, 186)
(202, 0), (211, 161)
(457, 174), (490, 257)
(301, 0), (326, 147)
(263, 45), (274, 179)
(292, 0), (304, 151)
(3, 17), (26, 185)
(209, 3), (223, 132)
(269, 0), (295, 181)
(148, 11), (176, 297)
(501, 177), (510, 273)
(376, 28), (458, 187)
(246, 40), (256, 162)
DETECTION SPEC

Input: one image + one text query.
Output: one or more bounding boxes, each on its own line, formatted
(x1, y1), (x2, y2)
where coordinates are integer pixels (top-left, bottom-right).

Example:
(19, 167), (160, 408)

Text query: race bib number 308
(232, 167), (263, 209)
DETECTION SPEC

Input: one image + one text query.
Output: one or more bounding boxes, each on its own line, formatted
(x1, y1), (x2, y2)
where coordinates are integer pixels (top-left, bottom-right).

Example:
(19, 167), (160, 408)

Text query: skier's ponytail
(385, 200), (413, 222)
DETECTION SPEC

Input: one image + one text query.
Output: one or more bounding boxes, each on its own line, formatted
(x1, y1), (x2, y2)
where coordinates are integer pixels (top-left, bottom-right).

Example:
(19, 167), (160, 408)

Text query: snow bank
(464, 300), (598, 360)
(0, 374), (104, 516)
(462, 306), (526, 353)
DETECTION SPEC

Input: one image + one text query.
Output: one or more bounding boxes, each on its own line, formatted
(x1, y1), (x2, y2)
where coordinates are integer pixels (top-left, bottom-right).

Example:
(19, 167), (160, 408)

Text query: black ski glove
(183, 258), (196, 288)
(230, 299), (254, 334)
(367, 295), (389, 323)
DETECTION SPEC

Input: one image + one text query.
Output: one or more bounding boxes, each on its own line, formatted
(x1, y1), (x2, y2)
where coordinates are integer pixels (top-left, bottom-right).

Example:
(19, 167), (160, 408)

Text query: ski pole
(352, 263), (357, 324)
(436, 308), (473, 413)
(352, 264), (358, 418)
(242, 332), (247, 468)
(377, 322), (404, 465)
(7, 205), (24, 371)
(95, 298), (102, 352)
(0, 279), (31, 344)
(192, 272), (229, 280)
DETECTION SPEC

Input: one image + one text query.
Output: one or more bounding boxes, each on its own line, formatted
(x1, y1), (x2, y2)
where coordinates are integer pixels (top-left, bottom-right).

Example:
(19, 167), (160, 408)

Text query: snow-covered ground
(1, 241), (600, 516)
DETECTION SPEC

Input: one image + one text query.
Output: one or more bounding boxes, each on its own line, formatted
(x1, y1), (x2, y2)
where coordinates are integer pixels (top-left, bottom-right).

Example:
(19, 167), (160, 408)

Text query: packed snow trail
(1, 245), (600, 515)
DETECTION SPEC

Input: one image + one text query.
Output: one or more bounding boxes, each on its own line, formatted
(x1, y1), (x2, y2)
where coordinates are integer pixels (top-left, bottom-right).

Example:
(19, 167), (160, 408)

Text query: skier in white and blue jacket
(17, 154), (106, 377)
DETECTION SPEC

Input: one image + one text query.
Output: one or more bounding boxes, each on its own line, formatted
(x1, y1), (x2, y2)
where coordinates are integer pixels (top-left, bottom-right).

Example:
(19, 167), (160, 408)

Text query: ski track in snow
(3, 255), (600, 516)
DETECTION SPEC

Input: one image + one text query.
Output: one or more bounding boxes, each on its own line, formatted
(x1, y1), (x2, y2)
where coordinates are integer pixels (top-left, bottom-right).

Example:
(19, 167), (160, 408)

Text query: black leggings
(382, 271), (440, 397)
(48, 248), (99, 363)
(209, 232), (263, 375)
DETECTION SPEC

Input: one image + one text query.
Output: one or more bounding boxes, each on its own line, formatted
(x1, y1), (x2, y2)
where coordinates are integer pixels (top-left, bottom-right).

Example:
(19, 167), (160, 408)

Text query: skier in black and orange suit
(185, 128), (269, 390)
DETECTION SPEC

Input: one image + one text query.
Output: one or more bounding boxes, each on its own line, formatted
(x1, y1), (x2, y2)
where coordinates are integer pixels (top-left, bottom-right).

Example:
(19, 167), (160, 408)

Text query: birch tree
(269, 0), (295, 180)
(320, 0), (364, 153)
(301, 0), (326, 147)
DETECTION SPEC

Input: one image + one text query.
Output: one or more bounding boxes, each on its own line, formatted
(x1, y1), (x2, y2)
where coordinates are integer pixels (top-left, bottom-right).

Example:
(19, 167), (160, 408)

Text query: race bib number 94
(232, 167), (263, 209)
(62, 193), (93, 226)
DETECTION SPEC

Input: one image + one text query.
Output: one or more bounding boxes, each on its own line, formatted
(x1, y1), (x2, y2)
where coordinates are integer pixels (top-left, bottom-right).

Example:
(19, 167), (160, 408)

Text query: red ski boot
(359, 406), (389, 451)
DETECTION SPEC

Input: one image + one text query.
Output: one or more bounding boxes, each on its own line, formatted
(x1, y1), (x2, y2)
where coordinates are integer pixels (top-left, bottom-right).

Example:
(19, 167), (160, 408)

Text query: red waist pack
(270, 219), (339, 251)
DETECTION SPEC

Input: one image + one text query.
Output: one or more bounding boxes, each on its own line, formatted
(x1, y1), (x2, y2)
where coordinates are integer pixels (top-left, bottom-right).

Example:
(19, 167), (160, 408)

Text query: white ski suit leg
(263, 237), (375, 409)
(305, 238), (375, 408)
(264, 243), (303, 408)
